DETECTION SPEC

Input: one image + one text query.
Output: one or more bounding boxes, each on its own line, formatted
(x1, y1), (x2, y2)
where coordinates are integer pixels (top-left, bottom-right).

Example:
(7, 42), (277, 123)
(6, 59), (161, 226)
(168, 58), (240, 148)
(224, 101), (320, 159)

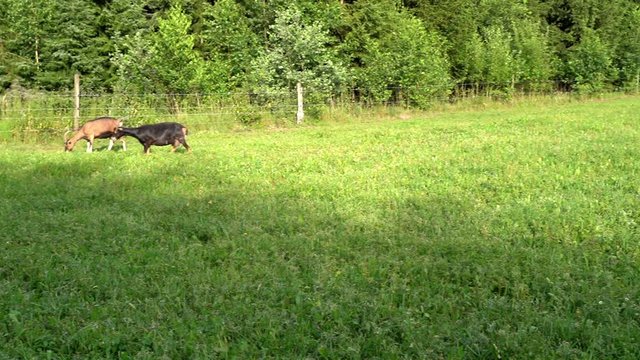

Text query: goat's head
(64, 130), (73, 151)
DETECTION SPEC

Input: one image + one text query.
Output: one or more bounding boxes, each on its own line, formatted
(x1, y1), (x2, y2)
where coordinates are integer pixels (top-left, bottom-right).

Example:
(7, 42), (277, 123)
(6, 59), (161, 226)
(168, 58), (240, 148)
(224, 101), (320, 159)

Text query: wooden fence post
(74, 72), (80, 130)
(296, 81), (304, 124)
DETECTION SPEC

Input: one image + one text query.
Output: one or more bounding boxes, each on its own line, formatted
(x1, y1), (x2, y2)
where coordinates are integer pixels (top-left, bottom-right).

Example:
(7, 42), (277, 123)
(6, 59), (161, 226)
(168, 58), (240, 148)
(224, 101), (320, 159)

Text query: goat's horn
(64, 130), (72, 142)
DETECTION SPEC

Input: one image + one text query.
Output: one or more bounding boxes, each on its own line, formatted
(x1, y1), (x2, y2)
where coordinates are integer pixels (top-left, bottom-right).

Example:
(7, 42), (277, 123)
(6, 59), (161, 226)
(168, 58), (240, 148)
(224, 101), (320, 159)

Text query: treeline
(1, 0), (639, 108)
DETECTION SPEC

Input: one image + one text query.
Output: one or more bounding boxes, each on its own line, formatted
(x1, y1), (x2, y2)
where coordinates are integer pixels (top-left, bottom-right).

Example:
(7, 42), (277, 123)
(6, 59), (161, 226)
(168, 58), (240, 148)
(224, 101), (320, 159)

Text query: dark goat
(116, 122), (190, 154)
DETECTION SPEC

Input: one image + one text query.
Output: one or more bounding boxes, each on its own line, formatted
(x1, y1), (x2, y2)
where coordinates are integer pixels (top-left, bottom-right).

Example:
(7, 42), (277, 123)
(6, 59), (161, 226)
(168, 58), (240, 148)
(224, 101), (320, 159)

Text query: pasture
(1, 95), (640, 358)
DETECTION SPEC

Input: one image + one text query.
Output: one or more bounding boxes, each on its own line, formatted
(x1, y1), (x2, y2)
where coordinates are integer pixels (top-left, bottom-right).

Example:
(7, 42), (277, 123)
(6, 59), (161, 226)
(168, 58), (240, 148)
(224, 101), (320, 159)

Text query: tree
(482, 25), (517, 91)
(565, 28), (615, 93)
(104, 0), (151, 39)
(150, 4), (207, 94)
(403, 0), (480, 82)
(248, 4), (346, 122)
(111, 31), (157, 94)
(614, 7), (640, 90)
(344, 0), (451, 107)
(200, 0), (260, 88)
(1, 0), (639, 100)
(45, 0), (112, 91)
(460, 31), (486, 88)
(0, 0), (54, 89)
(112, 4), (226, 101)
(235, 0), (291, 44)
(511, 18), (557, 91)
(0, 0), (115, 91)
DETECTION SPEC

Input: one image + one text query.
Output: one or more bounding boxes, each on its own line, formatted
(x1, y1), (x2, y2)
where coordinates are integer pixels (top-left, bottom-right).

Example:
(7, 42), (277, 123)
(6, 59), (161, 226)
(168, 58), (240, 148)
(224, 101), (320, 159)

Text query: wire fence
(1, 80), (637, 141)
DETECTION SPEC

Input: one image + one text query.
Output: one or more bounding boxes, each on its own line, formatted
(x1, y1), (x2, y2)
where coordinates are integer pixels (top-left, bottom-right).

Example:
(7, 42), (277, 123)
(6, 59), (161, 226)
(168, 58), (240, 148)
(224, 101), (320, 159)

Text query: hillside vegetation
(2, 0), (639, 103)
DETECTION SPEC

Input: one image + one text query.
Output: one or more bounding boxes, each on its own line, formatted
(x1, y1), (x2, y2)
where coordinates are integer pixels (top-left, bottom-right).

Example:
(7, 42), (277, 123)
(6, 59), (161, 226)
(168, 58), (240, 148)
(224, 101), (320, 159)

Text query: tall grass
(1, 95), (639, 358)
(3, 87), (635, 143)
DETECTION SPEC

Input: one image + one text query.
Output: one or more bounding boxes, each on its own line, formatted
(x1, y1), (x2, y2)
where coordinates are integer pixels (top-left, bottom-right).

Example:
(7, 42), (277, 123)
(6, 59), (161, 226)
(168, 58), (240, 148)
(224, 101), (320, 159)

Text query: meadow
(1, 95), (639, 358)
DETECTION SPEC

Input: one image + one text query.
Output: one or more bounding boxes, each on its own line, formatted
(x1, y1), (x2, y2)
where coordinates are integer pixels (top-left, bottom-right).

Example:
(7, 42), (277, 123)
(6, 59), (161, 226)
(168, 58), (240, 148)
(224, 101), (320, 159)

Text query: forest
(1, 0), (639, 107)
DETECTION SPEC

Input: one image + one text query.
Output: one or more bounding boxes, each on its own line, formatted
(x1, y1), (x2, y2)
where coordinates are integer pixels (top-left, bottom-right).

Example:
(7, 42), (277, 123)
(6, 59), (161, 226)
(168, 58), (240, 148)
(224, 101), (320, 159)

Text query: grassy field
(1, 95), (640, 358)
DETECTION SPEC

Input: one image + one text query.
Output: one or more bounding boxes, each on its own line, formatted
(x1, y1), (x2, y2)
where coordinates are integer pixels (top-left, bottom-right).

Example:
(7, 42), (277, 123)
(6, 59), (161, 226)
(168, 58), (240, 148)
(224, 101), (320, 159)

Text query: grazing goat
(116, 122), (190, 154)
(64, 117), (127, 152)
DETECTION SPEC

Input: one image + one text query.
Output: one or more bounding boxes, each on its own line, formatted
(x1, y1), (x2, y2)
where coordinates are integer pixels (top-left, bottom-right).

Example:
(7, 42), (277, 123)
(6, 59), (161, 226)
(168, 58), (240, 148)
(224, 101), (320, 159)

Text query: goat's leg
(107, 137), (115, 151)
(121, 138), (127, 151)
(182, 140), (191, 153)
(143, 142), (152, 154)
(171, 139), (180, 152)
(86, 135), (94, 153)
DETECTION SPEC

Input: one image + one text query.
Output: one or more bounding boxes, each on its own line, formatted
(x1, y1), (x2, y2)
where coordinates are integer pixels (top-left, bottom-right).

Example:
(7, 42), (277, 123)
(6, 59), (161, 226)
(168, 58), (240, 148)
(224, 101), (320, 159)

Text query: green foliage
(0, 0), (55, 88)
(0, 0), (111, 91)
(103, 0), (150, 39)
(150, 4), (208, 94)
(0, 0), (638, 99)
(447, 0), (557, 94)
(406, 0), (479, 81)
(346, 0), (451, 108)
(565, 28), (616, 93)
(200, 0), (260, 87)
(248, 4), (346, 109)
(613, 7), (640, 90)
(482, 25), (517, 90)
(511, 18), (557, 90)
(234, 0), (291, 42)
(2, 96), (640, 357)
(111, 31), (156, 94)
(460, 32), (486, 85)
(112, 3), (228, 104)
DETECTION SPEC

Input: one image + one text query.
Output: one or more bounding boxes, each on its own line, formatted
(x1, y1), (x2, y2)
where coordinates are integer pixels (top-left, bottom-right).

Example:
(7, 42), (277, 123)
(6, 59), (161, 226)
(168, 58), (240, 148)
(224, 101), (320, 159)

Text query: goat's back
(119, 122), (188, 145)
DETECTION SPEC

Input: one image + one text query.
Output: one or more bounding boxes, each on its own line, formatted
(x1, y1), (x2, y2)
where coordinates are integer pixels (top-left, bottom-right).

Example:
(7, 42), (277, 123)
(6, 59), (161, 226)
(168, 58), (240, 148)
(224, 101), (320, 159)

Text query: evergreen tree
(111, 30), (156, 94)
(542, 0), (627, 87)
(200, 0), (260, 88)
(235, 0), (291, 44)
(0, 0), (113, 91)
(0, 0), (55, 89)
(104, 0), (151, 38)
(149, 3), (207, 94)
(112, 3), (225, 101)
(1, 0), (638, 98)
(45, 0), (111, 91)
(460, 31), (486, 87)
(403, 0), (482, 83)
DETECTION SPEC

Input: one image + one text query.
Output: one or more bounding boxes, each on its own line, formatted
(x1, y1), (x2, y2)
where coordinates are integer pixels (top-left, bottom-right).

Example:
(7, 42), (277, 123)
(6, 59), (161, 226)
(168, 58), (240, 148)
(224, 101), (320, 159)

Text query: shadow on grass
(0, 156), (638, 359)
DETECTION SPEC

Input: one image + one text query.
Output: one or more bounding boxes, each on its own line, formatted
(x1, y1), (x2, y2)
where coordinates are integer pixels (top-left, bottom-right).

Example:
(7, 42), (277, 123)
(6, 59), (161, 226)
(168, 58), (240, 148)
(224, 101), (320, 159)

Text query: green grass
(1, 95), (640, 358)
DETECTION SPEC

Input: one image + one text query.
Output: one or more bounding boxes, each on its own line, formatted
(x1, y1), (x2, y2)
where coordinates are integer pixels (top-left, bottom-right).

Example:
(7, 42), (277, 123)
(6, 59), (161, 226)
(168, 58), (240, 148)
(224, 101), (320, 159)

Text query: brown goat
(64, 117), (127, 152)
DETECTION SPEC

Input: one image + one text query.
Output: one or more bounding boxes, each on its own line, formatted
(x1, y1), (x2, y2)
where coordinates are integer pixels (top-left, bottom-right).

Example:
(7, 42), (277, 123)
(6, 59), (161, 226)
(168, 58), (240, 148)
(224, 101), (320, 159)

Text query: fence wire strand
(1, 82), (637, 136)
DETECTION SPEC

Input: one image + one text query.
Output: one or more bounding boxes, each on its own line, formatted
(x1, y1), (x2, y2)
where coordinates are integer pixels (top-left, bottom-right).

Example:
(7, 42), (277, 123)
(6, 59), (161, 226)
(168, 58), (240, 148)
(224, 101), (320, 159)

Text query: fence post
(296, 81), (304, 124)
(73, 72), (80, 130)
